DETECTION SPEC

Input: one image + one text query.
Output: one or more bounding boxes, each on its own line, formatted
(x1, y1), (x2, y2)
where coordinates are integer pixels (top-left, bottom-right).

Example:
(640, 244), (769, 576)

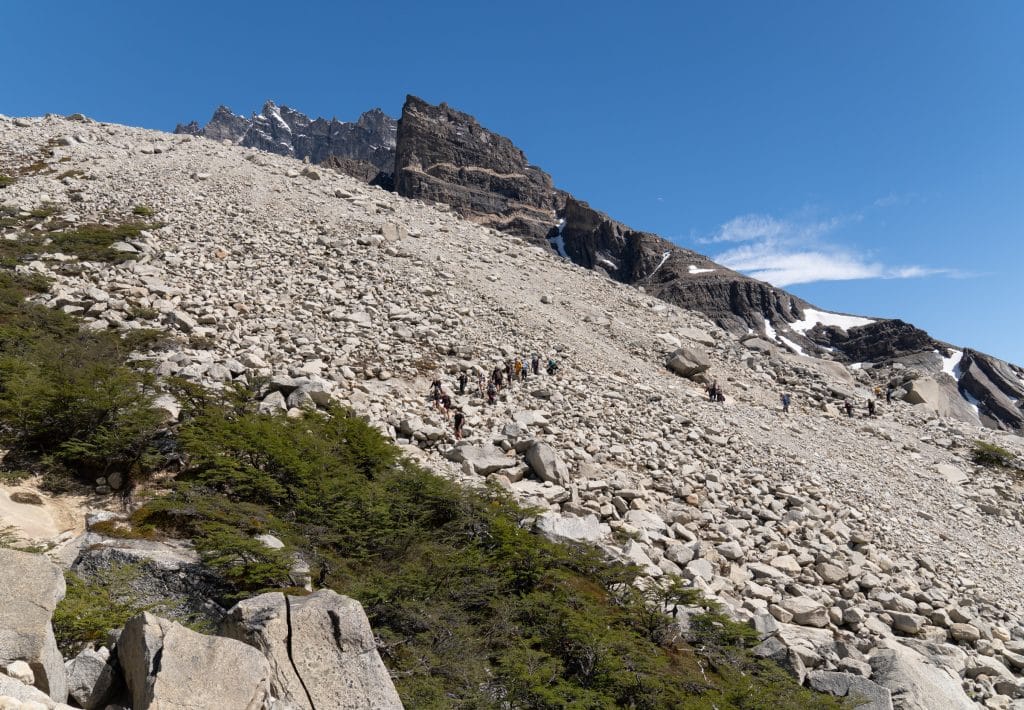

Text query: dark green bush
(132, 396), (845, 709)
(53, 566), (152, 656)
(972, 440), (1018, 469)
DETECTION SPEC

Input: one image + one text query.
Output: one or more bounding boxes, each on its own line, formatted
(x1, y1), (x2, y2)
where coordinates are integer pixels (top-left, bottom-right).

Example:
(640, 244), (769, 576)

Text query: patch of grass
(0, 175), (15, 188)
(47, 222), (160, 263)
(18, 160), (52, 176)
(972, 440), (1019, 469)
(132, 204), (155, 217)
(90, 518), (161, 540)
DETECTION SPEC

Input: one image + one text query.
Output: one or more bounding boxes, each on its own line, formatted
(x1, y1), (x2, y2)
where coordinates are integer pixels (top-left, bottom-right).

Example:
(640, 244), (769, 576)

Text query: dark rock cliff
(175, 102), (397, 174)
(393, 96), (565, 240)
(805, 320), (944, 362)
(957, 350), (1024, 431)
(558, 197), (809, 334)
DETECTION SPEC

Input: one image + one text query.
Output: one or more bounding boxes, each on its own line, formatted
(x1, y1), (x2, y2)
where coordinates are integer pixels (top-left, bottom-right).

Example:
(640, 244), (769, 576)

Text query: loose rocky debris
(4, 114), (1024, 708)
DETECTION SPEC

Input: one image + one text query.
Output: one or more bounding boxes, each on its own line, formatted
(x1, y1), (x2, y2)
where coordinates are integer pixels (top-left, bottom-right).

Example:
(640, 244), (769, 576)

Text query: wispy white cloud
(707, 211), (960, 287)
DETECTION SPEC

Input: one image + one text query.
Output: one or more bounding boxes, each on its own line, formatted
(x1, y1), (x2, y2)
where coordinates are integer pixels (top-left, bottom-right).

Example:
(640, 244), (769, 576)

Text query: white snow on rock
(648, 251), (671, 278)
(778, 335), (804, 355)
(763, 317), (777, 341)
(790, 308), (875, 335)
(548, 219), (568, 259)
(687, 264), (715, 274)
(940, 349), (964, 379)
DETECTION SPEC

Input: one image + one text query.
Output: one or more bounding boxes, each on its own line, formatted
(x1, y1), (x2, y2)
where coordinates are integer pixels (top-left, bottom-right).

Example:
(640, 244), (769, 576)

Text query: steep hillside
(3, 114), (1024, 707)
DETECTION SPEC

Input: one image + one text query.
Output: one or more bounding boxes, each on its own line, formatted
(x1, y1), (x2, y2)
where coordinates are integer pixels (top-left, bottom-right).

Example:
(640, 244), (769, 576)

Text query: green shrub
(53, 565), (153, 656)
(0, 175), (14, 188)
(132, 204), (155, 217)
(972, 440), (1018, 469)
(46, 222), (159, 262)
(132, 400), (846, 708)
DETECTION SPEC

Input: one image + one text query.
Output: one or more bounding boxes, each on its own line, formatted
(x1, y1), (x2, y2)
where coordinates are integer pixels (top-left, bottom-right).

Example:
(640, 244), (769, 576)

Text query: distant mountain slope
(177, 96), (1024, 433)
(176, 101), (396, 181)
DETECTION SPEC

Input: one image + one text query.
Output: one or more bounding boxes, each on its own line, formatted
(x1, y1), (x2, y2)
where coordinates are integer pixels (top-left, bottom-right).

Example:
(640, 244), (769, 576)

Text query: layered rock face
(558, 196), (808, 333)
(176, 101), (397, 175)
(804, 319), (943, 362)
(958, 349), (1024, 431)
(393, 95), (564, 240)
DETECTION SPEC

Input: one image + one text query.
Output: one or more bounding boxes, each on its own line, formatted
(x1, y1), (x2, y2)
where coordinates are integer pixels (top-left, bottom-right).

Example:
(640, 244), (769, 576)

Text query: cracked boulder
(118, 612), (271, 710)
(0, 549), (68, 703)
(221, 589), (402, 710)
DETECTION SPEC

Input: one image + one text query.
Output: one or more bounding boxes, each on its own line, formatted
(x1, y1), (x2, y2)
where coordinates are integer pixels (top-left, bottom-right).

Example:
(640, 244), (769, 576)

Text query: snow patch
(763, 317), (777, 341)
(940, 349), (964, 379)
(778, 335), (805, 355)
(790, 308), (875, 335)
(548, 219), (568, 259)
(648, 251), (671, 278)
(850, 362), (865, 370)
(688, 264), (715, 274)
(961, 388), (981, 417)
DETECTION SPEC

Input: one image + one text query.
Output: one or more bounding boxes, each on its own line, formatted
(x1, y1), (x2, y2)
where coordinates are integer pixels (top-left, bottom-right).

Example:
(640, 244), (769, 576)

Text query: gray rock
(445, 443), (516, 475)
(665, 347), (711, 378)
(869, 641), (975, 710)
(0, 549), (68, 702)
(64, 648), (122, 709)
(780, 597), (828, 628)
(806, 671), (893, 710)
(258, 390), (287, 414)
(525, 441), (569, 485)
(119, 612), (271, 710)
(0, 675), (60, 707)
(534, 512), (602, 543)
(220, 590), (402, 710)
(889, 611), (927, 635)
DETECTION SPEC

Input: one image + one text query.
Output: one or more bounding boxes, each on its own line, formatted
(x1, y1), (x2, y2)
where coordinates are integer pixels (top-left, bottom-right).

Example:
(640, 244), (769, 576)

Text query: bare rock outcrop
(0, 549), (68, 703)
(394, 95), (564, 241)
(176, 102), (397, 176)
(118, 612), (272, 710)
(220, 590), (403, 710)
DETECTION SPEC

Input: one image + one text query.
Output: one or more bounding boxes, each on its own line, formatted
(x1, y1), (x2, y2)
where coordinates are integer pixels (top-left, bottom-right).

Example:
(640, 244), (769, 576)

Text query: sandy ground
(0, 484), (86, 545)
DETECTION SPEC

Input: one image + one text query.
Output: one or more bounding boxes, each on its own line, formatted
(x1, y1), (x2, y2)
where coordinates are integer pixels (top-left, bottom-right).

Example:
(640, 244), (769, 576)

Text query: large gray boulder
(0, 549), (68, 702)
(64, 647), (123, 709)
(869, 641), (975, 710)
(806, 671), (893, 710)
(221, 590), (403, 710)
(445, 442), (517, 475)
(901, 377), (978, 424)
(533, 512), (603, 543)
(665, 347), (710, 378)
(524, 441), (569, 485)
(118, 612), (271, 710)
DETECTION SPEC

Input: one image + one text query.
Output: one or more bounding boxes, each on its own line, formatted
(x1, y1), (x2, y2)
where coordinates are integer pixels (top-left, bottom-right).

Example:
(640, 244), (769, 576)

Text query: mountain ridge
(175, 96), (1024, 433)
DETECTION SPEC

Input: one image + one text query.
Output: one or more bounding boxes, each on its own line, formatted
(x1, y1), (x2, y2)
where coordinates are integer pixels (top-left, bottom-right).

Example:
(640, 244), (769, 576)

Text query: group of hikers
(428, 353), (560, 439)
(780, 384), (896, 418)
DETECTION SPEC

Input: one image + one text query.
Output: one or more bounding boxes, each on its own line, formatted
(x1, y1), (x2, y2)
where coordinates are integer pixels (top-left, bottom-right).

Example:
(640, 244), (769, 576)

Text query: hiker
(478, 374), (486, 398)
(491, 367), (503, 390)
(781, 393), (791, 413)
(458, 371), (468, 396)
(520, 359), (528, 382)
(885, 385), (894, 404)
(867, 399), (876, 417)
(531, 354), (540, 375)
(707, 380), (719, 402)
(514, 357), (523, 380)
(716, 386), (725, 403)
(486, 381), (497, 405)
(453, 409), (465, 439)
(505, 360), (514, 387)
(547, 358), (558, 376)
(429, 377), (443, 406)
(440, 393), (452, 418)
(844, 399), (854, 418)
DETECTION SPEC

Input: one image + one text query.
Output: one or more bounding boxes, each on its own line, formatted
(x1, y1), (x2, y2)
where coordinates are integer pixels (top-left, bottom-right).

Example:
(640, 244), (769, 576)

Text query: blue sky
(3, 1), (1022, 363)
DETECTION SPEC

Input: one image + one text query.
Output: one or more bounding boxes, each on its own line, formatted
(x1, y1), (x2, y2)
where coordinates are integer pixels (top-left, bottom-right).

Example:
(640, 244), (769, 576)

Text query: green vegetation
(0, 174), (14, 188)
(972, 440), (1019, 469)
(126, 389), (844, 709)
(47, 222), (159, 263)
(132, 204), (155, 217)
(0, 194), (844, 707)
(53, 565), (153, 656)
